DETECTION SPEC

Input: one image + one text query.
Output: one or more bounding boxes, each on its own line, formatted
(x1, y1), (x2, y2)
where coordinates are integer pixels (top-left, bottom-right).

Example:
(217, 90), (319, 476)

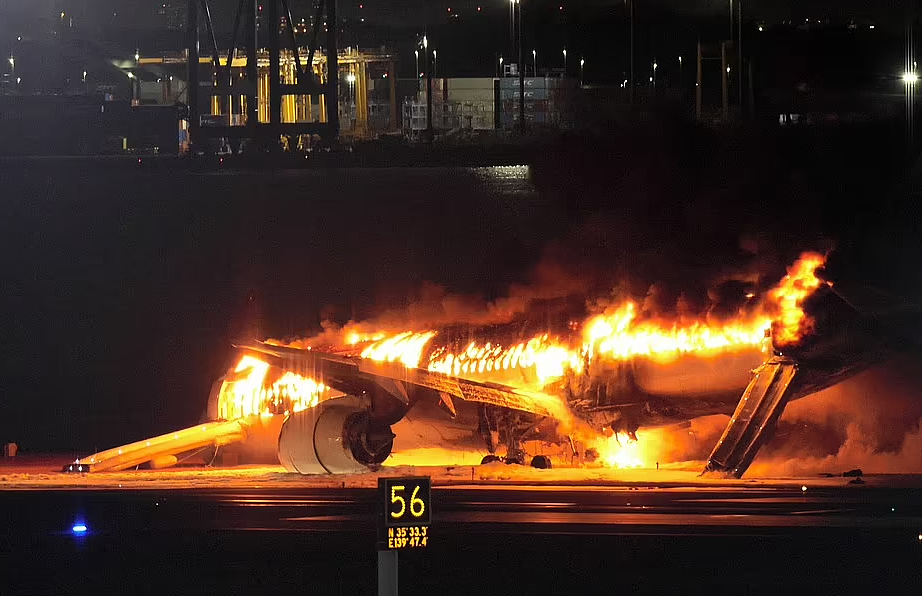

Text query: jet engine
(277, 395), (396, 474)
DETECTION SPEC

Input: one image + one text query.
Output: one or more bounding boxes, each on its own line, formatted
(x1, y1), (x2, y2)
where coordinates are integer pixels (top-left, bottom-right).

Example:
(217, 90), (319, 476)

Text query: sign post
(377, 476), (432, 596)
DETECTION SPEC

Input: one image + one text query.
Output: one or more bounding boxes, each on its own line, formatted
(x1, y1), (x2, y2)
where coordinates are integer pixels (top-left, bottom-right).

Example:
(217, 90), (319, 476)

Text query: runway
(2, 480), (921, 595)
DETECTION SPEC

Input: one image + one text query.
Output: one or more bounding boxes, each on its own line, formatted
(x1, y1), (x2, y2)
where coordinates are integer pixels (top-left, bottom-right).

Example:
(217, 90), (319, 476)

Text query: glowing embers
(427, 335), (583, 385)
(217, 355), (328, 420)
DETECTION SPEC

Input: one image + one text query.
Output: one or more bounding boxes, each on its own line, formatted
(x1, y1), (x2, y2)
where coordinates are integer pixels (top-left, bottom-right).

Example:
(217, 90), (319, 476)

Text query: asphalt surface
(2, 484), (921, 595)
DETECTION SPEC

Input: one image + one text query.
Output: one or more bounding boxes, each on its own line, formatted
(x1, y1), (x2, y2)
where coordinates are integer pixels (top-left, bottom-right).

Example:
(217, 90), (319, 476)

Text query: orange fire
(582, 301), (771, 365)
(331, 252), (828, 384)
(767, 252), (827, 347)
(360, 331), (437, 367)
(427, 335), (583, 385)
(218, 252), (827, 454)
(216, 355), (329, 420)
(595, 434), (646, 468)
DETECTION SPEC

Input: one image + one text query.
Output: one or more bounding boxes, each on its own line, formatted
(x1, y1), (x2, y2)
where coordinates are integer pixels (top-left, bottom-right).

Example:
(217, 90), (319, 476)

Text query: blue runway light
(72, 523), (88, 534)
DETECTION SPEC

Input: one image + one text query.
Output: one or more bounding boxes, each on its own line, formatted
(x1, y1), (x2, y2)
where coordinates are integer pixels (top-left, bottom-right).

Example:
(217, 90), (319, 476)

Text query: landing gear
(477, 405), (555, 468)
(530, 455), (552, 469)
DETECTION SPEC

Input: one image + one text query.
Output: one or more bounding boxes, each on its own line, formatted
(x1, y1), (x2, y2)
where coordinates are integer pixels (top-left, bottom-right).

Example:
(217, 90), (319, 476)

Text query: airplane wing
(236, 341), (567, 420)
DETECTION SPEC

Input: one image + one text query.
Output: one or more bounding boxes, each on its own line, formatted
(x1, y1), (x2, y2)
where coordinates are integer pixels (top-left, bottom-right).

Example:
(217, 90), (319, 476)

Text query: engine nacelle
(277, 395), (396, 474)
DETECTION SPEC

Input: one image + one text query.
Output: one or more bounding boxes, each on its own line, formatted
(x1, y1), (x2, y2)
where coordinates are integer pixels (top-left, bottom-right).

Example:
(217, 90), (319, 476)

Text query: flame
(244, 252), (827, 426)
(360, 331), (437, 367)
(428, 335), (583, 385)
(276, 253), (827, 390)
(582, 302), (771, 364)
(767, 252), (826, 347)
(346, 331), (387, 345)
(216, 355), (328, 420)
(595, 433), (646, 469)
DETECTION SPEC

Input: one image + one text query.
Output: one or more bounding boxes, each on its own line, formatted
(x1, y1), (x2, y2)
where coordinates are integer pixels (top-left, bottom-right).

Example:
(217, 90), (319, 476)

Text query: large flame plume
(766, 252), (827, 347)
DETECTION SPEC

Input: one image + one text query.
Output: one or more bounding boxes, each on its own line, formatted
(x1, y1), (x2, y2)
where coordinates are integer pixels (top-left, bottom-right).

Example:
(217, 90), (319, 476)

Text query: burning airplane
(65, 251), (897, 478)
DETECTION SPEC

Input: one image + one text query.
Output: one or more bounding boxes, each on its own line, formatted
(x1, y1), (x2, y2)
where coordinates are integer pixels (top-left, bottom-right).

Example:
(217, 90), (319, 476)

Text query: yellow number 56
(390, 484), (426, 519)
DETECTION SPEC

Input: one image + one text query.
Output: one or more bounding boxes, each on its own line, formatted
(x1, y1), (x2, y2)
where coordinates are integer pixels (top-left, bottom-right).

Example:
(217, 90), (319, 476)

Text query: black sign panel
(378, 477), (431, 550)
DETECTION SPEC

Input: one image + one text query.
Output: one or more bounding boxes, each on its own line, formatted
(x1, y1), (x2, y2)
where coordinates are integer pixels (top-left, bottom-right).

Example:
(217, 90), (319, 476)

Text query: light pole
(414, 49), (419, 78)
(678, 55), (683, 88)
(562, 47), (567, 75)
(499, 55), (504, 77)
(7, 55), (13, 77)
(127, 71), (136, 102)
(580, 57), (584, 85)
(629, 0), (634, 106)
(509, 0), (517, 59)
(532, 49), (537, 75)
(433, 49), (438, 78)
(517, 0), (524, 134)
(652, 60), (658, 88)
(424, 35), (433, 141)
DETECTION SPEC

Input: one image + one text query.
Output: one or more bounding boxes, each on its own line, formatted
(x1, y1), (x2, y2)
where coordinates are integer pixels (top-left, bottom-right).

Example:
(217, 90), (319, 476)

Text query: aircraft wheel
(530, 455), (552, 469)
(481, 454), (502, 465)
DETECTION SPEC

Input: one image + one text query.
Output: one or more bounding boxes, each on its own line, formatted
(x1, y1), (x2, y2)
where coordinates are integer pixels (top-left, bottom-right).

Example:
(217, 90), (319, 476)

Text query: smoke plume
(749, 355), (922, 476)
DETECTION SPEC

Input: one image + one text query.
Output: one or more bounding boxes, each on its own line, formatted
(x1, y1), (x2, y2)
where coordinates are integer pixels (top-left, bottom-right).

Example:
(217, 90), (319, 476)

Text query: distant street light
(433, 49), (438, 78)
(134, 49), (139, 62)
(82, 70), (87, 83)
(414, 49), (419, 78)
(562, 47), (567, 73)
(580, 57), (584, 85)
(532, 49), (536, 75)
(903, 71), (919, 84)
